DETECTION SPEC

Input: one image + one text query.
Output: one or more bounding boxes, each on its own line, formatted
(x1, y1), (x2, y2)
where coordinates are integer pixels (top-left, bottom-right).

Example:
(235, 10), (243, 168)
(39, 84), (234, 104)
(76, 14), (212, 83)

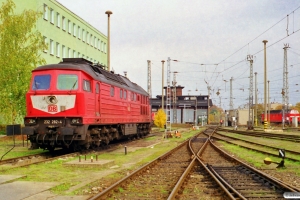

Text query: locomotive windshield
(57, 74), (78, 90)
(32, 75), (51, 90)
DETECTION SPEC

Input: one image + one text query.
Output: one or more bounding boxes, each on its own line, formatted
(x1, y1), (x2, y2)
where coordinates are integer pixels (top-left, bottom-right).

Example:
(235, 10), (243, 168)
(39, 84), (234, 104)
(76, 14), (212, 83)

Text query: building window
(86, 32), (89, 44)
(68, 48), (71, 57)
(73, 50), (76, 58)
(43, 4), (48, 20)
(83, 80), (91, 92)
(100, 41), (103, 52)
(90, 34), (92, 46)
(94, 36), (97, 48)
(78, 52), (81, 57)
(82, 54), (84, 58)
(56, 12), (60, 28)
(68, 20), (71, 34)
(73, 23), (76, 37)
(50, 9), (54, 24)
(62, 45), (66, 58)
(50, 39), (54, 55)
(43, 36), (47, 52)
(62, 16), (66, 30)
(82, 29), (85, 42)
(97, 39), (100, 50)
(103, 43), (106, 53)
(120, 89), (123, 99)
(56, 42), (60, 57)
(78, 26), (81, 39)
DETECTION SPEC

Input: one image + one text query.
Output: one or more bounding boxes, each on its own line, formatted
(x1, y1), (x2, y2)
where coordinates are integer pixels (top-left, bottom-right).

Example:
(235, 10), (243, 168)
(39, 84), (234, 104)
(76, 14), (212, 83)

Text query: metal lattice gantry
(147, 60), (151, 98)
(172, 71), (178, 124)
(247, 55), (254, 129)
(166, 57), (171, 132)
(283, 44), (290, 112)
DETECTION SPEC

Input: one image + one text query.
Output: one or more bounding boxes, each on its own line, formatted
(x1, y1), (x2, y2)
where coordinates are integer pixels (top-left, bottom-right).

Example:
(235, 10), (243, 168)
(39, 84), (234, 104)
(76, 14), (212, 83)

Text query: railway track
(90, 126), (299, 200)
(0, 133), (155, 171)
(218, 128), (300, 142)
(211, 131), (300, 162)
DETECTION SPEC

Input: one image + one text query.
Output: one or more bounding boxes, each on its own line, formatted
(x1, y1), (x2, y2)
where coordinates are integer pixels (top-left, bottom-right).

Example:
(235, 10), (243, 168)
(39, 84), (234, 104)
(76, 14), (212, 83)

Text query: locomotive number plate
(44, 119), (63, 124)
(48, 105), (58, 112)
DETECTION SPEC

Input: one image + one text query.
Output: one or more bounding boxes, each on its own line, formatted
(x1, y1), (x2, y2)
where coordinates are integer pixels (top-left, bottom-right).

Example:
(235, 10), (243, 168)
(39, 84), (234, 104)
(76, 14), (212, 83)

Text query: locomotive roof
(33, 58), (148, 96)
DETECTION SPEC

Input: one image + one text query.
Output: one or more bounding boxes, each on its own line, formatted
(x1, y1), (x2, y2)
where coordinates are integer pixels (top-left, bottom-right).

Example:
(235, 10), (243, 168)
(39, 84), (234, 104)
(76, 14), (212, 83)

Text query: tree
(295, 102), (300, 113)
(154, 109), (166, 128)
(0, 0), (46, 124)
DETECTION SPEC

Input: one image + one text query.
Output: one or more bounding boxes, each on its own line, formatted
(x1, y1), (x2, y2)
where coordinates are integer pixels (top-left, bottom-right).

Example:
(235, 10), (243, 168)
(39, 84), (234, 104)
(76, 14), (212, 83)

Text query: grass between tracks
(0, 127), (202, 195)
(217, 141), (300, 176)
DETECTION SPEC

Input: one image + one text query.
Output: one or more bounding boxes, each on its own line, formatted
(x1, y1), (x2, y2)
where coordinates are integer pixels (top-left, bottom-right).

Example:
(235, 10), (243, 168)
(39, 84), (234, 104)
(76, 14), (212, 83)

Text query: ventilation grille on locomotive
(91, 65), (128, 86)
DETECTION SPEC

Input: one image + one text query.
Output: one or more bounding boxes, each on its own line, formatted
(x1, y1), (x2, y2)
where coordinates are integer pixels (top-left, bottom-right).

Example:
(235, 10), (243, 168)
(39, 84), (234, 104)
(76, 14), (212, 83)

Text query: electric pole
(263, 40), (268, 130)
(161, 60), (165, 111)
(247, 55), (254, 130)
(166, 57), (171, 132)
(147, 60), (151, 98)
(172, 72), (178, 124)
(283, 44), (290, 126)
(254, 72), (258, 126)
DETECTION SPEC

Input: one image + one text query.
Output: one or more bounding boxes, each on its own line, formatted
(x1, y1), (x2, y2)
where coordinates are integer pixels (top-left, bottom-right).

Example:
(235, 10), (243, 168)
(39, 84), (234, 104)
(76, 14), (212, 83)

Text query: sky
(57, 0), (300, 110)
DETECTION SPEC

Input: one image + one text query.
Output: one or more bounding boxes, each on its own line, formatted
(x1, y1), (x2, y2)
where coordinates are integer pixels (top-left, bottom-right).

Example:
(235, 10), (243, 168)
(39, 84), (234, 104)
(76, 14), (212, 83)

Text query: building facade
(5, 0), (107, 68)
(150, 85), (213, 124)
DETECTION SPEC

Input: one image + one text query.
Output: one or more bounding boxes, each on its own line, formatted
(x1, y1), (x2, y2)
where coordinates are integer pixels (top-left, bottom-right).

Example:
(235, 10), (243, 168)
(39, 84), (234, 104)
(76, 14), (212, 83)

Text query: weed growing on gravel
(52, 183), (72, 194)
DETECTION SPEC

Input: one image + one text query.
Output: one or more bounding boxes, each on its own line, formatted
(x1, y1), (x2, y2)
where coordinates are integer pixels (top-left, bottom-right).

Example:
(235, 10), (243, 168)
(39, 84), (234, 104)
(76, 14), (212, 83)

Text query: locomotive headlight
(71, 118), (82, 125)
(24, 118), (37, 125)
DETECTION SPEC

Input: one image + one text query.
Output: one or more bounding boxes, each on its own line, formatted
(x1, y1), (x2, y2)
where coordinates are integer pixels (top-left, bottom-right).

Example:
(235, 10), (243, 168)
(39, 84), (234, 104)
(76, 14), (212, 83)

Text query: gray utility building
(150, 85), (213, 124)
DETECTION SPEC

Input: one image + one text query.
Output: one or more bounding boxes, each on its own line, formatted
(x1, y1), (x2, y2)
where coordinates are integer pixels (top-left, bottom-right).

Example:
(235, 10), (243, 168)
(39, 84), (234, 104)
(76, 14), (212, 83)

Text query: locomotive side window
(120, 89), (123, 99)
(124, 90), (127, 99)
(130, 92), (134, 101)
(83, 80), (91, 92)
(96, 83), (100, 94)
(57, 74), (78, 90)
(110, 86), (115, 97)
(32, 75), (51, 90)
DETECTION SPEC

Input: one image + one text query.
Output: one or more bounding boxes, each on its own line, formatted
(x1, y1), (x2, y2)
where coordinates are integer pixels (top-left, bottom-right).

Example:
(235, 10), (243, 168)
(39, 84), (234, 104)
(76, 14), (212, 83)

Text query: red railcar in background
(22, 58), (151, 151)
(261, 109), (300, 124)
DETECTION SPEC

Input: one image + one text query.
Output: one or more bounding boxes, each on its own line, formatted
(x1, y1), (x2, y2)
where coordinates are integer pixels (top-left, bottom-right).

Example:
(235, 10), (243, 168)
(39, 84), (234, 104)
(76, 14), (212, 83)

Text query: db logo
(48, 105), (58, 112)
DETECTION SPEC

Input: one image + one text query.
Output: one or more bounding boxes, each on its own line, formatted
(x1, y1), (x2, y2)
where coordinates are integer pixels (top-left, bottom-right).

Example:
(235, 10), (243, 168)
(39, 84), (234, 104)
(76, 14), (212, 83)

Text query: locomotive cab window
(32, 74), (51, 90)
(83, 80), (91, 92)
(57, 74), (78, 90)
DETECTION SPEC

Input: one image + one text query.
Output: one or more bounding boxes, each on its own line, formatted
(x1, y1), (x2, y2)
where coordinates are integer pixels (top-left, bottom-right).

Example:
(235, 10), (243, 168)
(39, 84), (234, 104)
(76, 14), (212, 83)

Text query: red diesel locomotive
(261, 109), (300, 124)
(22, 58), (151, 151)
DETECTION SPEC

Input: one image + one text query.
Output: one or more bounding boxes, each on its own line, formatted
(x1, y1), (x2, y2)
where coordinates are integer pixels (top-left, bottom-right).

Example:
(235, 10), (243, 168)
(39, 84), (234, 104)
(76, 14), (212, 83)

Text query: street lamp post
(105, 10), (112, 71)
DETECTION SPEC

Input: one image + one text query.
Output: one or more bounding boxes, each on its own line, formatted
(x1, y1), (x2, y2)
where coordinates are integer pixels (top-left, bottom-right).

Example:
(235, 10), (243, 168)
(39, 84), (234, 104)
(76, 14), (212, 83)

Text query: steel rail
(89, 137), (191, 200)
(208, 138), (300, 192)
(215, 131), (300, 155)
(211, 133), (300, 162)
